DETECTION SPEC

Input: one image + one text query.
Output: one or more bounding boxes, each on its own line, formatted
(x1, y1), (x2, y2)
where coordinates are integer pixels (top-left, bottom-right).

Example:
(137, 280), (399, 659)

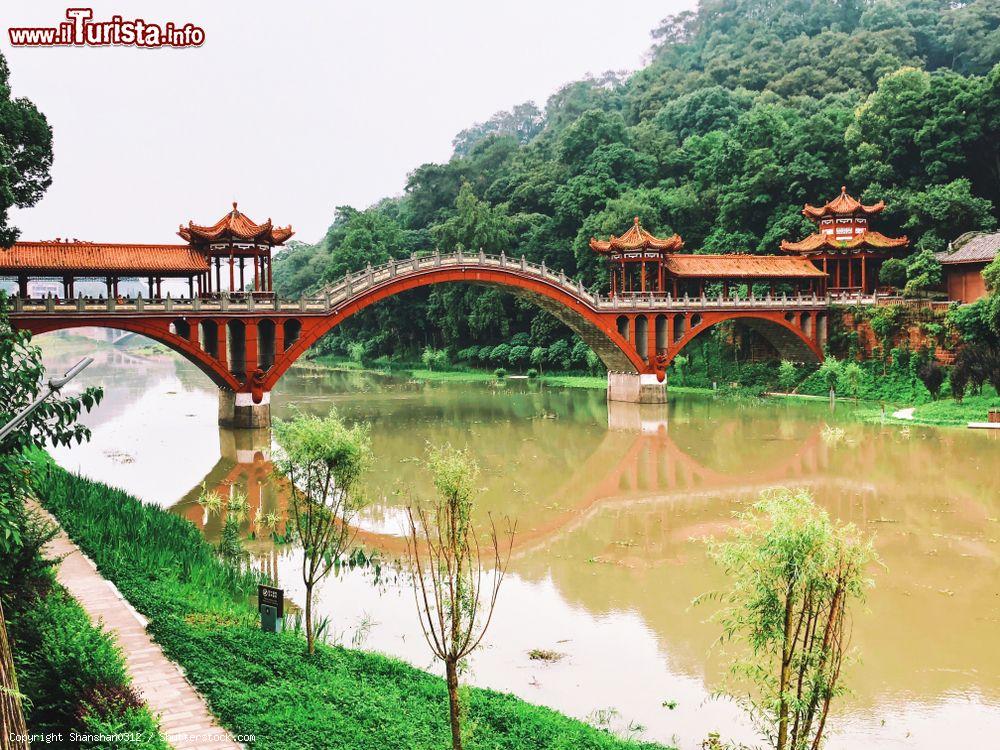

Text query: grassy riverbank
(303, 355), (998, 428)
(27, 452), (669, 750)
(2, 504), (167, 748)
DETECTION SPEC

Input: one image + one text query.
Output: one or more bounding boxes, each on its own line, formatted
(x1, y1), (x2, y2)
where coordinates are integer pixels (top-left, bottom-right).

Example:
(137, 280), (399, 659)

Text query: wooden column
(17, 275), (28, 298)
(861, 254), (867, 293)
(239, 258), (246, 291)
(215, 257), (221, 292)
(228, 251), (235, 292)
(254, 253), (260, 291)
(147, 276), (154, 298)
(267, 253), (273, 292)
(188, 276), (194, 298)
(156, 277), (162, 298)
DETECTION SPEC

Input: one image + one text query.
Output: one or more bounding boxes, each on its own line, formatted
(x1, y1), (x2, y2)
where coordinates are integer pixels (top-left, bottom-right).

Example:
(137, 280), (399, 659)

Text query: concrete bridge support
(607, 372), (667, 404)
(218, 389), (271, 429)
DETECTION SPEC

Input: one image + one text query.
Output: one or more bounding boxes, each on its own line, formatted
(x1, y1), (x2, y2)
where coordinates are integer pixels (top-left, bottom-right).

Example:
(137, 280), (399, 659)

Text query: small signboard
(258, 585), (283, 618)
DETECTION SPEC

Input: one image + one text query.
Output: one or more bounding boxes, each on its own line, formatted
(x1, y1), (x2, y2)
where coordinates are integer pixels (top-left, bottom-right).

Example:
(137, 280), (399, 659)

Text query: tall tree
(0, 53), (54, 246)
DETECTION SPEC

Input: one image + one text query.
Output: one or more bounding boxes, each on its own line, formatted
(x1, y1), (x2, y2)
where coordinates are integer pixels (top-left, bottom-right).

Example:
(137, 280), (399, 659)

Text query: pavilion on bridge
(590, 217), (827, 299)
(0, 203), (292, 300)
(780, 187), (908, 295)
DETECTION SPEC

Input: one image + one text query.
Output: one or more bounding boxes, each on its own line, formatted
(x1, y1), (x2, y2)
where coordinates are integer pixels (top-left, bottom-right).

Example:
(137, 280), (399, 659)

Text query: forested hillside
(274, 0), (999, 361)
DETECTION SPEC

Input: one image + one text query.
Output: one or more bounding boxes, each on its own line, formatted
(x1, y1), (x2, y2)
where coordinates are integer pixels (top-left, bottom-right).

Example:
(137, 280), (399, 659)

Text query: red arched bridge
(9, 250), (829, 426)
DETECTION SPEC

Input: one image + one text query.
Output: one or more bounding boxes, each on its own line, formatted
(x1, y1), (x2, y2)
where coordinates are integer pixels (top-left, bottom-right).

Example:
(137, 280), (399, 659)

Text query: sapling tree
(778, 360), (797, 393)
(699, 488), (875, 750)
(816, 356), (841, 406)
(273, 410), (371, 655)
(838, 361), (864, 403)
(405, 446), (515, 750)
(672, 354), (689, 386)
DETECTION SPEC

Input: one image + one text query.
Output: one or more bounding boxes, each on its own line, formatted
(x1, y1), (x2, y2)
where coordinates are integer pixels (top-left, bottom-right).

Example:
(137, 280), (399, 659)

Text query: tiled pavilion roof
(780, 231), (909, 254)
(178, 202), (294, 244)
(590, 217), (683, 253)
(0, 240), (209, 274)
(802, 187), (885, 219)
(663, 254), (827, 278)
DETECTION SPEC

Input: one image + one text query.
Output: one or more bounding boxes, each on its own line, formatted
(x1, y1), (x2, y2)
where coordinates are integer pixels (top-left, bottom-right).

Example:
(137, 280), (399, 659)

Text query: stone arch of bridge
(657, 310), (824, 368)
(262, 266), (649, 392)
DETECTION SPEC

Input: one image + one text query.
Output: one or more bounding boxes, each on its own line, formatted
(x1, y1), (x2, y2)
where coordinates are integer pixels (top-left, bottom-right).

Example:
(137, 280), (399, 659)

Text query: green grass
(28, 454), (670, 750)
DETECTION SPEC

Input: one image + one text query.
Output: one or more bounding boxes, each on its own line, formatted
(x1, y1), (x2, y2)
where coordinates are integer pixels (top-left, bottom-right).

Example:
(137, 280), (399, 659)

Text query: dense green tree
(0, 55), (54, 246)
(273, 0), (1000, 366)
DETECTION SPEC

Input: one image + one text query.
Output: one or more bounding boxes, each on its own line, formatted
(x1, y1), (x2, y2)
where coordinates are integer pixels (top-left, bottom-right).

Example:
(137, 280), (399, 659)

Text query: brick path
(32, 502), (242, 750)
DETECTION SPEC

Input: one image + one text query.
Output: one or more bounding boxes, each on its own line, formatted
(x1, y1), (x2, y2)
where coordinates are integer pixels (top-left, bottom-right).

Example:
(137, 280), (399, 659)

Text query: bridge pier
(607, 372), (667, 404)
(218, 389), (271, 429)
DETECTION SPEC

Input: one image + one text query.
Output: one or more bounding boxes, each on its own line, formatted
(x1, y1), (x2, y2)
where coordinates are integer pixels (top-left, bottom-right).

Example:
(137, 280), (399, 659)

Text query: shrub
(878, 258), (907, 290)
(493, 367), (508, 379)
(903, 249), (942, 298)
(778, 360), (797, 392)
(526, 368), (539, 379)
(917, 361), (945, 399)
(347, 341), (367, 364)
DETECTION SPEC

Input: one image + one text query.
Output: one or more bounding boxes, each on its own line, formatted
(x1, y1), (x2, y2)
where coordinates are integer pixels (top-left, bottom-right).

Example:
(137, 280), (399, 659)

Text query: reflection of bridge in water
(172, 402), (835, 563)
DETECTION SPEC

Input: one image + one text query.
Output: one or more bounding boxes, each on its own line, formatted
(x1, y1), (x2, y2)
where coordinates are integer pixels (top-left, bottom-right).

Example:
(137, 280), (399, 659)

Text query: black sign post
(258, 585), (284, 633)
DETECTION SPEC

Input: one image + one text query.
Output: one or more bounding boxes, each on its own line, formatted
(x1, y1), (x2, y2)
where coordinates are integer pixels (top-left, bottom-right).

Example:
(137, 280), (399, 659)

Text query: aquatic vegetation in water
(528, 649), (564, 662)
(820, 423), (846, 445)
(196, 484), (224, 515)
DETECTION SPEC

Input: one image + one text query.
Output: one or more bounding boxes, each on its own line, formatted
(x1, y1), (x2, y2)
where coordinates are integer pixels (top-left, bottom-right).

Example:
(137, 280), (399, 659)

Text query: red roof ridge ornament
(179, 203), (294, 245)
(589, 217), (683, 253)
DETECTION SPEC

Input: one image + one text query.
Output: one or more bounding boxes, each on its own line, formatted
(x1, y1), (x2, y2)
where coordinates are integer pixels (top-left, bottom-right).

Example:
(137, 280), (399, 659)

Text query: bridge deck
(10, 251), (854, 318)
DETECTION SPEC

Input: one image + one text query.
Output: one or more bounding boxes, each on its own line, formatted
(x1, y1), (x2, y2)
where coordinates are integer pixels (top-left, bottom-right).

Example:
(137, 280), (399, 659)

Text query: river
(38, 329), (1000, 750)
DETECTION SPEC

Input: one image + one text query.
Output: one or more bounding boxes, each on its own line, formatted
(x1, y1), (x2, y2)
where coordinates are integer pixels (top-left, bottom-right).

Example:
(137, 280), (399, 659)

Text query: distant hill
(274, 0), (999, 357)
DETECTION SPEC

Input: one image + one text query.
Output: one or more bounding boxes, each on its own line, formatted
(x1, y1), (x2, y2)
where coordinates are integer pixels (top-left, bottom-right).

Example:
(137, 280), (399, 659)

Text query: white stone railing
(9, 251), (838, 315)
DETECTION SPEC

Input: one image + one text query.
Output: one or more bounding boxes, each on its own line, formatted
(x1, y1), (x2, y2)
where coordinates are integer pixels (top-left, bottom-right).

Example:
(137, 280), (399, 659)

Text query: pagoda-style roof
(780, 231), (908, 255)
(663, 254), (826, 278)
(178, 202), (294, 245)
(802, 187), (885, 220)
(589, 217), (683, 254)
(0, 240), (210, 274)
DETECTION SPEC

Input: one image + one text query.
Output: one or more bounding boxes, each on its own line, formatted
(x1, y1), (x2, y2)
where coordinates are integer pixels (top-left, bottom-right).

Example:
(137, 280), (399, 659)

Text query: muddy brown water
(40, 331), (999, 749)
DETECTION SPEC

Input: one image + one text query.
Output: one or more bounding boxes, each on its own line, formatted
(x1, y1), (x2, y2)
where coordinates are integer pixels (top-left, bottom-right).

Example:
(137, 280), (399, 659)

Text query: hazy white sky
(4, 1), (694, 246)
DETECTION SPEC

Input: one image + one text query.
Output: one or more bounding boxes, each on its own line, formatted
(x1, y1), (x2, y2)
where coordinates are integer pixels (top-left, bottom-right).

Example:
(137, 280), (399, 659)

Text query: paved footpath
(31, 502), (242, 750)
